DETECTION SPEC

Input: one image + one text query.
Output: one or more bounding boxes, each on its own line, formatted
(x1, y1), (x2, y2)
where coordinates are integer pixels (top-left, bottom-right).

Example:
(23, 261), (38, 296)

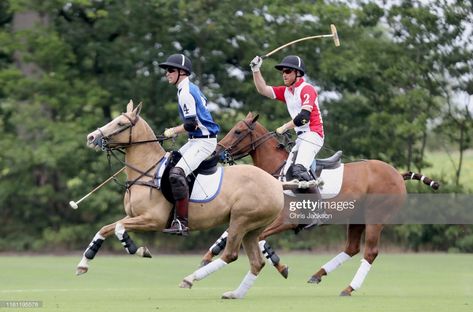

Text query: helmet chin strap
(173, 69), (189, 86)
(288, 71), (302, 87)
(289, 76), (297, 86)
(173, 70), (182, 85)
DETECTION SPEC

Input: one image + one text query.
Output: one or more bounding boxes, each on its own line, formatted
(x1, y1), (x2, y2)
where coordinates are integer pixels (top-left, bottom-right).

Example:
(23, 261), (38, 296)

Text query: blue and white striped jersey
(177, 77), (220, 137)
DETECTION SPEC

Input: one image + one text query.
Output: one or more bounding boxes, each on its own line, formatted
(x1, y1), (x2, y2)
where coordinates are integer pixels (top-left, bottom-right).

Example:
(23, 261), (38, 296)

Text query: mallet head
(331, 24), (340, 47)
(69, 201), (79, 210)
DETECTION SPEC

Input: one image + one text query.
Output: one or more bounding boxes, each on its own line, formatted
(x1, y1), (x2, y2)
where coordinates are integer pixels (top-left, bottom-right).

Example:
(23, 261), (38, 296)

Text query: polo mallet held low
(262, 24), (340, 59)
(69, 167), (126, 209)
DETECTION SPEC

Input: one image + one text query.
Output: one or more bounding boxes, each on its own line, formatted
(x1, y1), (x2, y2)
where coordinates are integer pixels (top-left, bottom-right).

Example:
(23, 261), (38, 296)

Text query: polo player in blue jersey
(159, 54), (220, 236)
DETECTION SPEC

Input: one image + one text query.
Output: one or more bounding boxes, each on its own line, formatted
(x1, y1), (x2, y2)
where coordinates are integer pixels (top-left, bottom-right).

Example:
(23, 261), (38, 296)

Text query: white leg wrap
(321, 252), (351, 274)
(349, 259), (372, 290)
(209, 231), (228, 252)
(258, 240), (274, 265)
(194, 258), (227, 280)
(78, 256), (90, 268)
(227, 271), (257, 299)
(114, 223), (125, 239)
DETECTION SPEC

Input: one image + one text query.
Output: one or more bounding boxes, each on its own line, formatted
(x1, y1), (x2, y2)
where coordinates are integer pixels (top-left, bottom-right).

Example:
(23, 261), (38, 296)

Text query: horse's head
(87, 100), (142, 151)
(217, 112), (273, 162)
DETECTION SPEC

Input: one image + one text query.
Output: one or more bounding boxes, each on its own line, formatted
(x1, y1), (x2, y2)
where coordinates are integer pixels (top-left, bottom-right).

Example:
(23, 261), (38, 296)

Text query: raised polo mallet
(69, 167), (126, 209)
(262, 24), (340, 59)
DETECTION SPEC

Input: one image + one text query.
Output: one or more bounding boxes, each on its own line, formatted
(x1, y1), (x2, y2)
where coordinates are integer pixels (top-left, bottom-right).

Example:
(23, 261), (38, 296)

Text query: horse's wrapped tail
(401, 171), (440, 190)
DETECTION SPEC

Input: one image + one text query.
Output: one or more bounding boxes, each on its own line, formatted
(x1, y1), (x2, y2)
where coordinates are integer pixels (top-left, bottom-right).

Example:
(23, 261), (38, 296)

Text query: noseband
(217, 120), (276, 163)
(98, 113), (140, 151)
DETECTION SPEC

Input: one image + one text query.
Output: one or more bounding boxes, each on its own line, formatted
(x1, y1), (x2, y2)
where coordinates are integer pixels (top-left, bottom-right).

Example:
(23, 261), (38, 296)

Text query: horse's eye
(234, 130), (241, 135)
(117, 122), (124, 127)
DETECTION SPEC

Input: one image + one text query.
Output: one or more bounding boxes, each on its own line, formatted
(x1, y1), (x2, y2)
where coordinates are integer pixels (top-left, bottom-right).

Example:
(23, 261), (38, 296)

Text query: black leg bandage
(84, 237), (104, 260)
(120, 232), (138, 254)
(211, 236), (227, 256)
(262, 241), (280, 266)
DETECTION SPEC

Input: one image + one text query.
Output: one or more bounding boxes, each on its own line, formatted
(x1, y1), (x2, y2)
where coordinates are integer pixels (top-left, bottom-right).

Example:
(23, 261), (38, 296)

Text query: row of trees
(0, 0), (472, 252)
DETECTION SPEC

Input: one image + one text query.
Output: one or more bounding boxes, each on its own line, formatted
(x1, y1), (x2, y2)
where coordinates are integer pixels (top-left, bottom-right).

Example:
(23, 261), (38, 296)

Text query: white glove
(276, 124), (288, 135)
(250, 56), (263, 72)
(164, 127), (177, 138)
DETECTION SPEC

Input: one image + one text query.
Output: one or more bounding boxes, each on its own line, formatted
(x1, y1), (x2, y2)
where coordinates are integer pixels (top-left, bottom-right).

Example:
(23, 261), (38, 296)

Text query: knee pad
(169, 167), (188, 200)
(288, 164), (312, 181)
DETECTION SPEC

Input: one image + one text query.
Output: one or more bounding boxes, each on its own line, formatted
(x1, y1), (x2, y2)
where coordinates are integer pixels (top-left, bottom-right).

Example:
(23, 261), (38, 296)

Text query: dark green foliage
(0, 0), (472, 252)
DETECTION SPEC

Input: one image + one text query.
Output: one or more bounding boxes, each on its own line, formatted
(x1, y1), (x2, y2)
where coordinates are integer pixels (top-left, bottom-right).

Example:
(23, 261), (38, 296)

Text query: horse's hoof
(279, 266), (289, 279)
(199, 259), (212, 268)
(307, 275), (322, 284)
(76, 266), (88, 276)
(179, 278), (193, 289)
(137, 246), (152, 258)
(339, 290), (352, 296)
(221, 291), (238, 299)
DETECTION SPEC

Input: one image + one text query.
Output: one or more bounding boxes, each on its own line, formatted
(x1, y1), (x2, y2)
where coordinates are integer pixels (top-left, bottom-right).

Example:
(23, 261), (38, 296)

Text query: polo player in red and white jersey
(250, 55), (324, 182)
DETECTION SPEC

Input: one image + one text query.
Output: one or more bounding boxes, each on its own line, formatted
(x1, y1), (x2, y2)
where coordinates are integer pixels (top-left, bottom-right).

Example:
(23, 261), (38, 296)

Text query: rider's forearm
(172, 124), (186, 134)
(282, 120), (296, 131)
(252, 71), (273, 98)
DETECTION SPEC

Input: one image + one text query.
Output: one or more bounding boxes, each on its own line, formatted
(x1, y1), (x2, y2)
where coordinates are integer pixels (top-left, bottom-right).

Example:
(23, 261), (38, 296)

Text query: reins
(217, 120), (291, 178)
(99, 113), (172, 189)
(217, 120), (278, 162)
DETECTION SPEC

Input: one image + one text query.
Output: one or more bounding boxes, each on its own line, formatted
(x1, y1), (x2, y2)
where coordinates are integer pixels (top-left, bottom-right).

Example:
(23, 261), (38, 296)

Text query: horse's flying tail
(401, 171), (440, 190)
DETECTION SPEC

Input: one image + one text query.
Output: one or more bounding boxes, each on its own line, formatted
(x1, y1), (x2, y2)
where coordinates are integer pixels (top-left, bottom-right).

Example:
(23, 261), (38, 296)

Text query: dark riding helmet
(159, 54), (192, 75)
(275, 55), (305, 76)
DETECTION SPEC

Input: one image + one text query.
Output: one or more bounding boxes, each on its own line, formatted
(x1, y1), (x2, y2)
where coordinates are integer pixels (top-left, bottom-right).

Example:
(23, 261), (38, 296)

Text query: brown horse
(200, 112), (439, 296)
(76, 102), (284, 299)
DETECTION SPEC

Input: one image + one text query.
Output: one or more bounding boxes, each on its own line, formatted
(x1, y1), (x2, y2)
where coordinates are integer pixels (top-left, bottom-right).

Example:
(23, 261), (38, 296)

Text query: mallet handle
(75, 167), (126, 204)
(262, 34), (333, 59)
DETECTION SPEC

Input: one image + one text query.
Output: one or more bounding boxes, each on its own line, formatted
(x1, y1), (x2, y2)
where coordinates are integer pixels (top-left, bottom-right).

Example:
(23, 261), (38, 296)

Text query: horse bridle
(217, 120), (277, 164)
(217, 120), (292, 178)
(97, 113), (170, 189)
(99, 113), (154, 150)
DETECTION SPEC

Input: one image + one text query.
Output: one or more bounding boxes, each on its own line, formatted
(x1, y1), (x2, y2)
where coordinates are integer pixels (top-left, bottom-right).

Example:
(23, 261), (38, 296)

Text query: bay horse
(76, 101), (284, 299)
(200, 112), (439, 296)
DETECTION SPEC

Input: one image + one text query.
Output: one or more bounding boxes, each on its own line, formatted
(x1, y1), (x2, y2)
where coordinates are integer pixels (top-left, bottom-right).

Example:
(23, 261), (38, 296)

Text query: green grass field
(1, 254), (471, 311)
(424, 149), (473, 189)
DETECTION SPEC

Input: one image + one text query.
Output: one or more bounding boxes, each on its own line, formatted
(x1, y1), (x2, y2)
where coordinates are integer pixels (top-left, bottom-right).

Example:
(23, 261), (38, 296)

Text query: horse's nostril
(87, 135), (95, 142)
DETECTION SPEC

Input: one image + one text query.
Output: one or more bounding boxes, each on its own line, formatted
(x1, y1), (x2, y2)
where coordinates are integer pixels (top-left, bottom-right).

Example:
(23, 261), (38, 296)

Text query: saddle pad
(319, 164), (344, 199)
(190, 166), (224, 203)
(155, 152), (171, 189)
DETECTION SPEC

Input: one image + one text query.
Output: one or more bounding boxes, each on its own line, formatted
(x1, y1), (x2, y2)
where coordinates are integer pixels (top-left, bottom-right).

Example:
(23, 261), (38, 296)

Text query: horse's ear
(126, 99), (134, 113)
(251, 113), (260, 124)
(133, 102), (143, 116)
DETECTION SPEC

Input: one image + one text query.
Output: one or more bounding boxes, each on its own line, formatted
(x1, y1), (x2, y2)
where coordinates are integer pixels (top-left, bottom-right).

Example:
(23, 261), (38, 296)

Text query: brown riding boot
(163, 197), (189, 236)
(163, 167), (190, 236)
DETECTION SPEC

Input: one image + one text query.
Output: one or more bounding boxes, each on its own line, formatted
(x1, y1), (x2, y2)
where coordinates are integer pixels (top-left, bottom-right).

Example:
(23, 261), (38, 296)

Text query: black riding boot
(163, 167), (189, 236)
(286, 164), (313, 182)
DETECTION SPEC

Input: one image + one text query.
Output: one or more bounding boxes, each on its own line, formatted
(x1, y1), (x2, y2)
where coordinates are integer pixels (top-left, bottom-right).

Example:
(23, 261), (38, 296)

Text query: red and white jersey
(271, 78), (324, 138)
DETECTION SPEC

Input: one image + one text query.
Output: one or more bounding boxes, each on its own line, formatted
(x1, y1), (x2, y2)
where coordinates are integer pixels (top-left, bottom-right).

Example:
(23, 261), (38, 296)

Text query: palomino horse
(76, 102), (284, 299)
(200, 112), (439, 296)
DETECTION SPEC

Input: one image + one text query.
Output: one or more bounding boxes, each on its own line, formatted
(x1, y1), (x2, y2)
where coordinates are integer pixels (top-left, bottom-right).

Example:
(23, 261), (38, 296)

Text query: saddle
(155, 151), (220, 204)
(310, 150), (343, 178)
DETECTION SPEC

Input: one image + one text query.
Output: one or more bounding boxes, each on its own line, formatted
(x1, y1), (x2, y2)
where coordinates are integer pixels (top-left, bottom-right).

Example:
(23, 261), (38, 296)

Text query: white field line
(0, 288), (143, 293)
